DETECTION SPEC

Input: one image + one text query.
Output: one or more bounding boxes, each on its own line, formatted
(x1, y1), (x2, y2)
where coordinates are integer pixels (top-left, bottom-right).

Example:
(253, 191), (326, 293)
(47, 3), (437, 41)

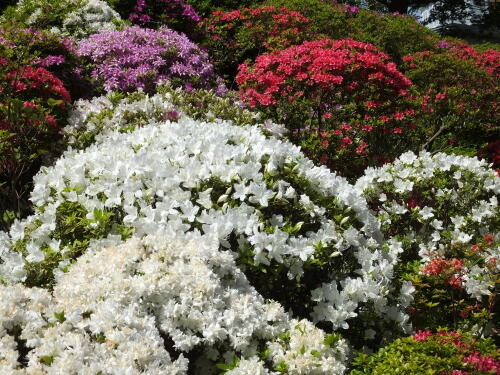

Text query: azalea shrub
(237, 38), (417, 179)
(0, 58), (71, 231)
(128, 0), (201, 38)
(0, 112), (414, 348)
(355, 151), (499, 334)
(63, 84), (262, 149)
(77, 25), (219, 93)
(0, 235), (350, 374)
(1, 0), (124, 40)
(202, 6), (313, 83)
(0, 26), (90, 100)
(350, 330), (500, 375)
(402, 42), (499, 161)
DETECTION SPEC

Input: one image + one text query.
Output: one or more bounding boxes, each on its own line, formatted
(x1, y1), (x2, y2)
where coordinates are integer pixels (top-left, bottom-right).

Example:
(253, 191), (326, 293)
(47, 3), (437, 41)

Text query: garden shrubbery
(202, 5), (313, 83)
(237, 38), (417, 178)
(356, 151), (499, 335)
(350, 330), (499, 374)
(2, 0), (124, 39)
(401, 42), (499, 163)
(0, 56), (72, 231)
(0, 0), (499, 373)
(77, 25), (220, 93)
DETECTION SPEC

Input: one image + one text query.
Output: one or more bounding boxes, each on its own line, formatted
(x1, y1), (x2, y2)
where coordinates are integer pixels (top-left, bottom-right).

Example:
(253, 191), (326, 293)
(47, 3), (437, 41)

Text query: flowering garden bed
(0, 0), (498, 374)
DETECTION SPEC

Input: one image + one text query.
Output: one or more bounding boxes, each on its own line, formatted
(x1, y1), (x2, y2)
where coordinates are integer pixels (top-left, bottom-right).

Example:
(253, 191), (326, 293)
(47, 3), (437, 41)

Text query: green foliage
(1, 0), (83, 30)
(263, 0), (350, 39)
(186, 0), (259, 18)
(350, 330), (500, 375)
(347, 9), (439, 63)
(401, 46), (499, 157)
(21, 200), (124, 288)
(0, 0), (17, 15)
(65, 86), (260, 150)
(104, 0), (137, 18)
(158, 85), (260, 127)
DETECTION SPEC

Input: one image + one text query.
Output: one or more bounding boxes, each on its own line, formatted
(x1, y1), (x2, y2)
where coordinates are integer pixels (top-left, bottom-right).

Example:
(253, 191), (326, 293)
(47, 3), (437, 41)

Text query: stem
(421, 120), (447, 151)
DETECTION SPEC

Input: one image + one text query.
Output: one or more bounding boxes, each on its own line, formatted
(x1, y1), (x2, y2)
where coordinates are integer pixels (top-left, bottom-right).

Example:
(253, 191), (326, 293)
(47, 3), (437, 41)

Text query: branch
(421, 121), (447, 151)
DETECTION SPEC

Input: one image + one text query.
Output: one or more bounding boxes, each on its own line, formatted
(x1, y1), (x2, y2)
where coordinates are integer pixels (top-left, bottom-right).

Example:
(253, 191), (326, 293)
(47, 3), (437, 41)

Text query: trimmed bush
(77, 25), (220, 93)
(350, 330), (499, 375)
(0, 110), (414, 347)
(202, 6), (313, 83)
(63, 84), (263, 149)
(0, 234), (349, 373)
(1, 0), (124, 40)
(347, 9), (440, 64)
(237, 38), (417, 179)
(0, 58), (71, 231)
(0, 26), (90, 100)
(186, 0), (259, 18)
(356, 151), (499, 334)
(401, 42), (500, 162)
(128, 0), (201, 38)
(263, 0), (351, 39)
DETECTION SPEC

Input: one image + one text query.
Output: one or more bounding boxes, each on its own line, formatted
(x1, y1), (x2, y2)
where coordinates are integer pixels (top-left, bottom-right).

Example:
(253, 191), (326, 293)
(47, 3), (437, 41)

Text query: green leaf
(39, 355), (55, 365)
(54, 311), (65, 323)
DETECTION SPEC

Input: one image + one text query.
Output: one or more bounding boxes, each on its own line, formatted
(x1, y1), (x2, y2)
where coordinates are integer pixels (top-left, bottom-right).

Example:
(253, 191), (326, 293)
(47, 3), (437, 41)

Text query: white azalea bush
(0, 234), (349, 373)
(63, 86), (266, 149)
(3, 0), (123, 39)
(1, 115), (413, 348)
(355, 151), (500, 334)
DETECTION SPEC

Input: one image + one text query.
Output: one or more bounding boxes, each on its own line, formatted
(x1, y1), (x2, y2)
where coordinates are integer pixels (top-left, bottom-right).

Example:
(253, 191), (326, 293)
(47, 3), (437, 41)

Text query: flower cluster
(0, 234), (349, 373)
(0, 26), (88, 98)
(77, 25), (216, 93)
(1, 113), (414, 344)
(356, 151), (499, 333)
(1, 0), (124, 40)
(202, 6), (313, 79)
(57, 0), (123, 39)
(436, 40), (500, 77)
(237, 38), (417, 178)
(63, 85), (261, 149)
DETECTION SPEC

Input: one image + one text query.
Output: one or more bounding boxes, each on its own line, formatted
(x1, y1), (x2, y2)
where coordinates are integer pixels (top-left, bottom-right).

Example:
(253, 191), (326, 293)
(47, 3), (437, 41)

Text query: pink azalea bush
(77, 25), (219, 93)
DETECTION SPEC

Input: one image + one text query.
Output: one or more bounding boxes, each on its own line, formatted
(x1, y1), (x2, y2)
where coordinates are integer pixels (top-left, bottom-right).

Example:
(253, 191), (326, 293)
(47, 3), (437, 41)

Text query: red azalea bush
(0, 58), (71, 229)
(0, 25), (90, 100)
(202, 6), (313, 83)
(237, 38), (418, 178)
(402, 42), (499, 161)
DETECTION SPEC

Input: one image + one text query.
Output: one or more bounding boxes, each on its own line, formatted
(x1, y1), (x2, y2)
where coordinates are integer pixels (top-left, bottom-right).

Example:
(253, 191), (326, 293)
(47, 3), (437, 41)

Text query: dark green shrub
(263, 0), (350, 39)
(0, 0), (17, 14)
(186, 0), (259, 18)
(401, 43), (499, 159)
(347, 9), (440, 64)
